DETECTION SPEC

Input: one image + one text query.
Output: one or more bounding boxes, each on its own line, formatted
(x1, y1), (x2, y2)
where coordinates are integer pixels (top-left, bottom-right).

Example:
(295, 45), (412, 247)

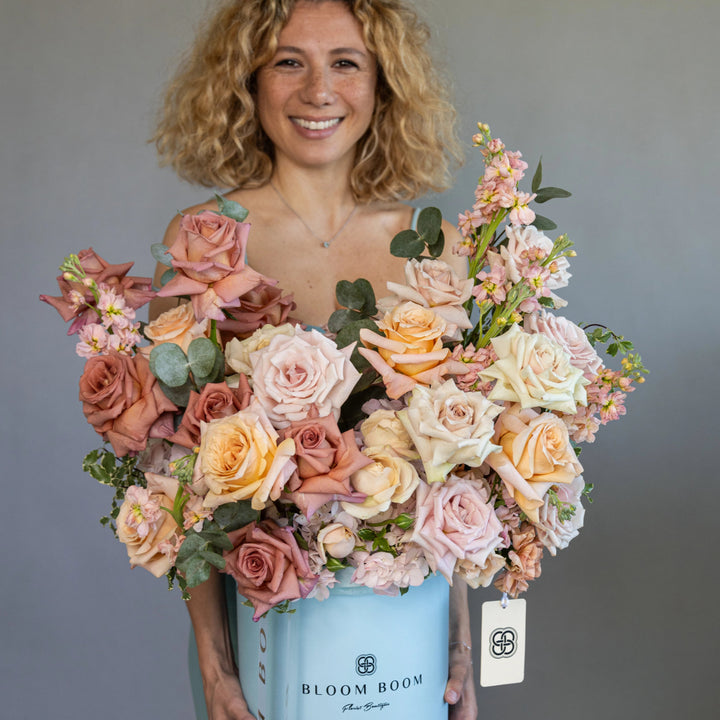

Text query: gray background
(2, 0), (718, 718)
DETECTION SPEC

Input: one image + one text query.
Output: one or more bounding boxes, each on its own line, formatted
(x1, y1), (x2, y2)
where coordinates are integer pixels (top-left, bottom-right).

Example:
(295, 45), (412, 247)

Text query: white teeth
(293, 118), (341, 130)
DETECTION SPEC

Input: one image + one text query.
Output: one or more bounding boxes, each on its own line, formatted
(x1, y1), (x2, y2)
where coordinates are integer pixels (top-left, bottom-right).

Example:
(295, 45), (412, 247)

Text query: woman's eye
(334, 59), (359, 69)
(274, 58), (301, 68)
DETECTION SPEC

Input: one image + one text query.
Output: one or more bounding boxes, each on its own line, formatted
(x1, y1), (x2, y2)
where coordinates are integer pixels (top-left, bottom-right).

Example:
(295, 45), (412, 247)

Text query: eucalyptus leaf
(417, 207), (442, 243)
(336, 280), (366, 311)
(198, 550), (227, 570)
(334, 317), (378, 349)
(188, 337), (222, 381)
(214, 193), (249, 222)
(352, 278), (377, 315)
(328, 308), (360, 334)
(176, 531), (206, 561)
(149, 343), (189, 387)
(158, 379), (192, 408)
(427, 229), (445, 258)
(390, 230), (425, 259)
(534, 186), (572, 204)
(538, 297), (555, 308)
(532, 157), (543, 193)
(159, 268), (177, 288)
(198, 525), (234, 551)
(151, 243), (173, 266)
(214, 500), (259, 532)
(531, 214), (558, 231)
(182, 556), (212, 588)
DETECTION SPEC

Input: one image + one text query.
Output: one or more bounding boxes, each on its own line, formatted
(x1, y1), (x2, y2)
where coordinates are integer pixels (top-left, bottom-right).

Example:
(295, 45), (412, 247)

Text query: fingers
(445, 655), (471, 705)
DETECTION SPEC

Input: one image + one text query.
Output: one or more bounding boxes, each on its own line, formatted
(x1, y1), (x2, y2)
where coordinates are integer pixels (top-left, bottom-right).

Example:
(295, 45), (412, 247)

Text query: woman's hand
(445, 581), (478, 720)
(204, 671), (256, 720)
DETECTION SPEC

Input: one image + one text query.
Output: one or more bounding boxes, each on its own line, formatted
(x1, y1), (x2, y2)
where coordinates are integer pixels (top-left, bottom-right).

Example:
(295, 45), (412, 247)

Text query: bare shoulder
(440, 218), (468, 277)
(160, 197), (220, 247)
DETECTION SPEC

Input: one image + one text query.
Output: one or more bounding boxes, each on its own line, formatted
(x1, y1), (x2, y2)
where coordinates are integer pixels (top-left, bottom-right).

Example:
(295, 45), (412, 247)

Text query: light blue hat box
(237, 569), (450, 720)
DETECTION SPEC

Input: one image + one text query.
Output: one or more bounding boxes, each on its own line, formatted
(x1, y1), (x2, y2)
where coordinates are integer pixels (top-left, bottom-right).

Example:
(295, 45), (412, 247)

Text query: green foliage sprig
(82, 447), (145, 536)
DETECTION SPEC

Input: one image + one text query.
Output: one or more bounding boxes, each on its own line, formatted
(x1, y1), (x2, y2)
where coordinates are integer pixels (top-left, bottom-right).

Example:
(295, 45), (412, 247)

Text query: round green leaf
(417, 207), (442, 243)
(215, 193), (249, 222)
(328, 308), (360, 334)
(187, 337), (222, 380)
(531, 214), (558, 231)
(390, 230), (425, 258)
(159, 268), (177, 288)
(336, 280), (366, 311)
(149, 343), (189, 387)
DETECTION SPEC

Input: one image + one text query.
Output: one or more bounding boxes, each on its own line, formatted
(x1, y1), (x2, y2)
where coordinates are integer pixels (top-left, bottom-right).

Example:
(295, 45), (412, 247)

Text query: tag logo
(489, 628), (517, 659)
(355, 654), (377, 676)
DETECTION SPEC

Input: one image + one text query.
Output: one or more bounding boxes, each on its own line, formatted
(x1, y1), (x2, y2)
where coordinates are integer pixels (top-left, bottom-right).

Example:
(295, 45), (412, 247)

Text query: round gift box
(237, 570), (450, 720)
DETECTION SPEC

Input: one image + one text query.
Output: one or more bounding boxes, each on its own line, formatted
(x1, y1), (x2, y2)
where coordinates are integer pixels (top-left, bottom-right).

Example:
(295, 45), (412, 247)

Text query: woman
(152, 1), (476, 718)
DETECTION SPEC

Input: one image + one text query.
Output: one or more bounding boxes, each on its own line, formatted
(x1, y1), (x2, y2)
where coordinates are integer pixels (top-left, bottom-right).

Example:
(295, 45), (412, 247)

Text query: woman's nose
(300, 67), (335, 105)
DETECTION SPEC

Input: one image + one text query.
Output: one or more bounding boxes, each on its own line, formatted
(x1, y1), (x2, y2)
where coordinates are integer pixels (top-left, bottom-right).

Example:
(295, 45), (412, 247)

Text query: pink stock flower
(561, 405), (601, 443)
(494, 523), (544, 597)
(76, 323), (109, 358)
(507, 191), (536, 227)
(450, 344), (497, 393)
(123, 486), (163, 539)
(599, 391), (627, 423)
(97, 287), (135, 330)
(473, 251), (508, 304)
(223, 520), (318, 621)
(156, 210), (271, 321)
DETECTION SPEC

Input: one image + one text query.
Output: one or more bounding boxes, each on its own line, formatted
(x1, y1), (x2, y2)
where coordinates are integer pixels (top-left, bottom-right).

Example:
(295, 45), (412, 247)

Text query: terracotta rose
(78, 352), (177, 456)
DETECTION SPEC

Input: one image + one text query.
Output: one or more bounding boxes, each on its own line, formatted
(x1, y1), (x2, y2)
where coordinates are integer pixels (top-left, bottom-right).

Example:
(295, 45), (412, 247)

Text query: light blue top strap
(410, 206), (421, 232)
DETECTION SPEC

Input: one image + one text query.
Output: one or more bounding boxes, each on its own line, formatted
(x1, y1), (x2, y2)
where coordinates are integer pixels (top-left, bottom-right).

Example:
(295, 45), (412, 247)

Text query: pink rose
(78, 352), (177, 456)
(281, 413), (371, 518)
(382, 259), (473, 336)
(169, 377), (253, 449)
(524, 311), (601, 379)
(410, 474), (504, 583)
(40, 247), (154, 334)
(250, 327), (360, 428)
(223, 520), (318, 621)
(157, 211), (270, 321)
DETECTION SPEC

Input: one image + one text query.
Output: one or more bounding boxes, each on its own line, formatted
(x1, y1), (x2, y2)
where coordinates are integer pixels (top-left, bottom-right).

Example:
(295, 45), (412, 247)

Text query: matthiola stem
(478, 283), (534, 348)
(210, 319), (219, 348)
(163, 485), (190, 529)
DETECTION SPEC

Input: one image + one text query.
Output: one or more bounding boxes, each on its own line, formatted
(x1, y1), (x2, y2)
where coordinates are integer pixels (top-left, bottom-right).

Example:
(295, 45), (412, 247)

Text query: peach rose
(169, 377), (253, 449)
(485, 404), (583, 522)
(250, 327), (360, 428)
(409, 474), (504, 583)
(281, 413), (371, 518)
(341, 447), (420, 520)
(398, 379), (502, 483)
(142, 302), (209, 354)
(223, 520), (318, 621)
(116, 473), (181, 578)
(480, 323), (588, 413)
(382, 259), (473, 337)
(358, 302), (466, 399)
(494, 523), (544, 597)
(78, 352), (177, 456)
(193, 400), (296, 511)
(157, 211), (270, 321)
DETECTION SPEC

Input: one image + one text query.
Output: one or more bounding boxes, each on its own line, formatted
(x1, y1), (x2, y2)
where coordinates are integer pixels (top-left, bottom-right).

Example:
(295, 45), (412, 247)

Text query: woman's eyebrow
(274, 45), (367, 57)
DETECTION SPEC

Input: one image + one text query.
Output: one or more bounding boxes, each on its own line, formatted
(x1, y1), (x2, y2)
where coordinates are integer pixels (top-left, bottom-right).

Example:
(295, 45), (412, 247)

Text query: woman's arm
(187, 570), (256, 720)
(445, 581), (478, 720)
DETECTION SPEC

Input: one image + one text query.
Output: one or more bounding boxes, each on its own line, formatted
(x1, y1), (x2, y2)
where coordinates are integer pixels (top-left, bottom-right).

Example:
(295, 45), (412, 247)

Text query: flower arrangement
(41, 124), (645, 619)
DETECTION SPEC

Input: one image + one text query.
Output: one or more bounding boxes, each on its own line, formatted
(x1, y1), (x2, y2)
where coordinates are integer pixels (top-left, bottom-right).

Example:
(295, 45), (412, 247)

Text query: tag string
(501, 592), (509, 609)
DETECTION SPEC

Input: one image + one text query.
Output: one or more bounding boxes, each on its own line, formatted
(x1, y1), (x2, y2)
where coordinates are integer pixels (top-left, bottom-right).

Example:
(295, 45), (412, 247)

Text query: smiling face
(255, 1), (377, 173)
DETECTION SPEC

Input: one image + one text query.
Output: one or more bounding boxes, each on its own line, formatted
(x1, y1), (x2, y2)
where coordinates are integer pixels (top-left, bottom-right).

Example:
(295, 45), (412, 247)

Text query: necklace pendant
(322, 241), (330, 248)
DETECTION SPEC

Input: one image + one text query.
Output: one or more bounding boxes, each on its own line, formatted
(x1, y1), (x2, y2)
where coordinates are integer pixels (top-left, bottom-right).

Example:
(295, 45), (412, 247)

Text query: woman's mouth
(291, 117), (342, 131)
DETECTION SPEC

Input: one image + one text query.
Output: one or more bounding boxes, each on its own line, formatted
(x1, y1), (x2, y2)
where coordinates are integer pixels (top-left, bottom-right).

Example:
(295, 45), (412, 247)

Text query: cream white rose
(480, 324), (588, 413)
(225, 322), (295, 377)
(250, 327), (360, 428)
(316, 523), (358, 563)
(534, 475), (586, 556)
(360, 409), (418, 459)
(342, 447), (420, 520)
(398, 379), (502, 483)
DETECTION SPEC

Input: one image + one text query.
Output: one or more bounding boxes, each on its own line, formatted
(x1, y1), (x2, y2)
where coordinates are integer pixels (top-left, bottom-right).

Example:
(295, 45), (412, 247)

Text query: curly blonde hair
(153, 0), (461, 202)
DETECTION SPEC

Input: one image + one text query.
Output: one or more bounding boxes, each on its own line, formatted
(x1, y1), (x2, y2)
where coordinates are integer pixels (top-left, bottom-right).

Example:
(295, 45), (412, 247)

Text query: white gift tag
(480, 597), (526, 687)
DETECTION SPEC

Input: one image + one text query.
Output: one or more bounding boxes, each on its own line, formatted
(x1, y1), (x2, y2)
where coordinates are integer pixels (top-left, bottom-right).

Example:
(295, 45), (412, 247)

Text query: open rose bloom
(44, 128), (643, 611)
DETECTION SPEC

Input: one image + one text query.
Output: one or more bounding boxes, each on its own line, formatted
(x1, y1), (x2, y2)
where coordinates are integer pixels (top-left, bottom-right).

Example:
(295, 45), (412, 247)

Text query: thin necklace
(270, 180), (357, 248)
